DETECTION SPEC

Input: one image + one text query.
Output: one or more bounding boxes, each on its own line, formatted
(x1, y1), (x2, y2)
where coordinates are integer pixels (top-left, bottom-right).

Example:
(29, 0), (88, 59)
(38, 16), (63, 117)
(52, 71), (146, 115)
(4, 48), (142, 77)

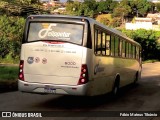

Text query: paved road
(0, 62), (160, 120)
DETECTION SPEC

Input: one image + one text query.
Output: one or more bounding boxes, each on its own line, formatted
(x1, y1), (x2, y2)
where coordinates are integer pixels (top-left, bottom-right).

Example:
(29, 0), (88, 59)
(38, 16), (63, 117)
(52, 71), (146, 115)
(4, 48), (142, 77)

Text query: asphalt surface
(0, 62), (160, 120)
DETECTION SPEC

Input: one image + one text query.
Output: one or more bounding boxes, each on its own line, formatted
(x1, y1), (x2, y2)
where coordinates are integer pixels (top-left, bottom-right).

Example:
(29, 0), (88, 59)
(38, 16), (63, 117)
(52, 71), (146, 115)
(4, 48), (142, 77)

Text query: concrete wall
(125, 22), (153, 30)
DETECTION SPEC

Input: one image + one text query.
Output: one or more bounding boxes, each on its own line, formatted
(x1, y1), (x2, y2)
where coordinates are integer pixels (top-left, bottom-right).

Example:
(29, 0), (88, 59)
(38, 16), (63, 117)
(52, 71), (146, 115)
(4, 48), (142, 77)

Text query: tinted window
(94, 28), (111, 56)
(28, 22), (84, 45)
(106, 34), (110, 56)
(115, 36), (119, 57)
(111, 35), (115, 56)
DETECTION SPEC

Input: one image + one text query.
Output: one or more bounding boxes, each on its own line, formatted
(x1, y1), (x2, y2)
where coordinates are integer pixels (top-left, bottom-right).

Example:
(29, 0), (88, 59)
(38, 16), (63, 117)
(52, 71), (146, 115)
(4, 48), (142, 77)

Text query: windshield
(27, 22), (84, 45)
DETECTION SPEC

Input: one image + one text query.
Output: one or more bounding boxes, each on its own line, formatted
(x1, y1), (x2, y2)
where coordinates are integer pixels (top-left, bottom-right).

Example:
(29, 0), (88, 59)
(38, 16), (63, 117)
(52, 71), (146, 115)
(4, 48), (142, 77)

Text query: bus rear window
(27, 22), (84, 45)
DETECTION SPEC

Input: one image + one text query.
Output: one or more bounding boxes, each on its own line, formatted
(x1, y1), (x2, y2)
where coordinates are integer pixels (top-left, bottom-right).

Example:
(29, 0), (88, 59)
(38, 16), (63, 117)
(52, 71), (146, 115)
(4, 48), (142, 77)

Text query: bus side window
(136, 46), (139, 59)
(129, 43), (132, 58)
(102, 32), (106, 55)
(95, 29), (98, 54)
(97, 30), (102, 55)
(119, 39), (122, 57)
(125, 42), (129, 58)
(95, 29), (101, 55)
(106, 34), (110, 56)
(131, 44), (133, 58)
(122, 40), (125, 58)
(111, 35), (115, 56)
(115, 36), (119, 57)
(133, 45), (136, 59)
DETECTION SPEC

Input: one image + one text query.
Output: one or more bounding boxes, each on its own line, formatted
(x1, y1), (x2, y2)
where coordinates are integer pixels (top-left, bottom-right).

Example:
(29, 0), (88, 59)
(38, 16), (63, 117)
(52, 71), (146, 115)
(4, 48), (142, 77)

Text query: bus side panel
(90, 56), (140, 96)
(88, 56), (115, 96)
(114, 58), (140, 87)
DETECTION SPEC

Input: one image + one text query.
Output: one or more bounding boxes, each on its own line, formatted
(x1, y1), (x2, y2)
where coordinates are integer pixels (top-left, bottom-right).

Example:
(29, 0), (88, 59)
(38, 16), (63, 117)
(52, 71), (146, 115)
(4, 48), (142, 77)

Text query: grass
(0, 65), (19, 92)
(0, 66), (19, 80)
(0, 57), (19, 64)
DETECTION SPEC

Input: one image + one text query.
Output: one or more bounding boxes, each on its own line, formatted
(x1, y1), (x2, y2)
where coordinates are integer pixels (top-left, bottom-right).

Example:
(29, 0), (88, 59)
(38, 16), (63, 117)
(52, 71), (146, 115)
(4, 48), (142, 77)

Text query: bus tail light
(78, 64), (89, 85)
(18, 60), (24, 81)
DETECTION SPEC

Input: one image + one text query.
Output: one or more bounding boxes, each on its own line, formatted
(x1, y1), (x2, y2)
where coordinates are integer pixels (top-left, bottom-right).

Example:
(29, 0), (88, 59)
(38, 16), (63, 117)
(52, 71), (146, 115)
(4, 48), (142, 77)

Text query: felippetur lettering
(38, 24), (71, 38)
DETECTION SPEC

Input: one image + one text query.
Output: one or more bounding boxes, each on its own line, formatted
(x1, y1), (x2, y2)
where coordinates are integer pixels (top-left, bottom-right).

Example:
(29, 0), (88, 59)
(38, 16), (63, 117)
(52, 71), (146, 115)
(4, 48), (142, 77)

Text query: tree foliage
(0, 0), (160, 63)
(122, 29), (160, 60)
(65, 0), (154, 19)
(66, 1), (82, 16)
(0, 15), (25, 62)
(112, 0), (131, 24)
(155, 3), (160, 12)
(66, 0), (99, 17)
(129, 0), (152, 17)
(112, 0), (131, 17)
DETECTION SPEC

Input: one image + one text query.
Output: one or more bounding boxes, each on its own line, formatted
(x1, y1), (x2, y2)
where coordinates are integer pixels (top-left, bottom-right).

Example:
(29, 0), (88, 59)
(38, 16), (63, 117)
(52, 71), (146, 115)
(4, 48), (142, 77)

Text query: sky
(60, 0), (67, 2)
(60, 0), (84, 2)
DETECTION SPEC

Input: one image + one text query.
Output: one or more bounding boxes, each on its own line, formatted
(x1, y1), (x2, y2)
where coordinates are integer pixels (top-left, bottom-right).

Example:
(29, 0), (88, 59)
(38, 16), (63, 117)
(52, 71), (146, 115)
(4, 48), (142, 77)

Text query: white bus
(18, 15), (142, 96)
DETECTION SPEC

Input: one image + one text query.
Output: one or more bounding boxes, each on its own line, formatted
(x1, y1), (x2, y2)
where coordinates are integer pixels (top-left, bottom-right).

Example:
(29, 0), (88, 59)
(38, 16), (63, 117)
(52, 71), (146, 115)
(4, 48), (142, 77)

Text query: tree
(0, 15), (25, 60)
(155, 3), (160, 12)
(66, 0), (98, 17)
(83, 0), (98, 13)
(66, 1), (82, 15)
(129, 0), (152, 17)
(112, 0), (131, 24)
(66, 0), (74, 3)
(97, 1), (107, 13)
(109, 1), (118, 13)
(122, 29), (160, 60)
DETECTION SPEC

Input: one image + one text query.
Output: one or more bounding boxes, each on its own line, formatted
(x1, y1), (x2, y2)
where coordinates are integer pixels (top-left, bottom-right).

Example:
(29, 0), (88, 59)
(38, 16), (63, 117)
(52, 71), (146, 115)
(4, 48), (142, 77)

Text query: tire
(112, 79), (120, 97)
(133, 72), (138, 85)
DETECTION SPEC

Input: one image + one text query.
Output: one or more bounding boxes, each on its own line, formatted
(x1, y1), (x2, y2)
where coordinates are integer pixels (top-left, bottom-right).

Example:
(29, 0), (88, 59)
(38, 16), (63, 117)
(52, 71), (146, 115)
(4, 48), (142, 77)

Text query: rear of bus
(18, 15), (92, 96)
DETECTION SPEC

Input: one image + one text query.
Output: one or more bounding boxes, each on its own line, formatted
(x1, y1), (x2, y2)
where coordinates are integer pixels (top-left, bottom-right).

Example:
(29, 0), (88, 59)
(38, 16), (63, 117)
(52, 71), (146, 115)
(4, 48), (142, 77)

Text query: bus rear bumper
(18, 80), (89, 96)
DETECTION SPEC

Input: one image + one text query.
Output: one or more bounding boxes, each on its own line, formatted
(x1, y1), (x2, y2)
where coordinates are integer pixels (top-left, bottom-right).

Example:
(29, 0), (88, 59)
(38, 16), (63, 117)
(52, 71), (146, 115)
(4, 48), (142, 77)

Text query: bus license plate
(44, 88), (56, 94)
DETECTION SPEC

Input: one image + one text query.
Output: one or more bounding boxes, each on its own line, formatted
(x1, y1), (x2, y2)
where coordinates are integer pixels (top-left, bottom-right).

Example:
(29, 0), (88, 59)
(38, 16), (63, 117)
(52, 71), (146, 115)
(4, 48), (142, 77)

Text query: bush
(121, 29), (160, 61)
(99, 17), (110, 26)
(0, 15), (25, 63)
(110, 17), (121, 28)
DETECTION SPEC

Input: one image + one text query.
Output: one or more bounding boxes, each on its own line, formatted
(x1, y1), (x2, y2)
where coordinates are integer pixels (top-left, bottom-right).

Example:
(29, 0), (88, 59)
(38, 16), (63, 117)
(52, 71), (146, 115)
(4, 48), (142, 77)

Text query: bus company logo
(65, 62), (76, 65)
(35, 57), (40, 63)
(42, 58), (47, 64)
(42, 23), (50, 29)
(38, 24), (71, 39)
(27, 57), (34, 64)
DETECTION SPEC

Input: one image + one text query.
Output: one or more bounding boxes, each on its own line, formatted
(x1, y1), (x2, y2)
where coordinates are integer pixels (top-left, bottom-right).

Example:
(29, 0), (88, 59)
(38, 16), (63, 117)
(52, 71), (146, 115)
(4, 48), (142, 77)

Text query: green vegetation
(0, 15), (25, 64)
(0, 0), (160, 64)
(0, 0), (49, 64)
(66, 0), (154, 27)
(0, 66), (18, 81)
(121, 29), (160, 61)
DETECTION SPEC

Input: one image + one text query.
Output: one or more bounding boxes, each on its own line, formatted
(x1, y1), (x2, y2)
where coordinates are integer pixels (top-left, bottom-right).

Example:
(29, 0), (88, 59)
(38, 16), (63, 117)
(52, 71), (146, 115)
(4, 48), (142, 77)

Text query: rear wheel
(133, 72), (139, 85)
(112, 77), (120, 96)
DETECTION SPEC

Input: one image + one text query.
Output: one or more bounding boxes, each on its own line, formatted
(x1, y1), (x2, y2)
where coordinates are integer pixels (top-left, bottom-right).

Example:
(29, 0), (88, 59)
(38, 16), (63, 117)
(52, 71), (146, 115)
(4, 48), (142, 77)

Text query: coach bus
(18, 15), (142, 96)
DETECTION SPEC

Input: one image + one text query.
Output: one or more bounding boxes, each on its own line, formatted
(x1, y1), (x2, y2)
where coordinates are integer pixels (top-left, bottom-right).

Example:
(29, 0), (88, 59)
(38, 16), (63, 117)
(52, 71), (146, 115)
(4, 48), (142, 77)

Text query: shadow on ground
(0, 80), (18, 93)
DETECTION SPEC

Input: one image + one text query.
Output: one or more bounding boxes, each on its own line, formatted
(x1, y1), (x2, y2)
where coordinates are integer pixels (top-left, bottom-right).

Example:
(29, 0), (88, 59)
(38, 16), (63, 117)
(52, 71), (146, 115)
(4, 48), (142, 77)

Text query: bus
(18, 15), (142, 96)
